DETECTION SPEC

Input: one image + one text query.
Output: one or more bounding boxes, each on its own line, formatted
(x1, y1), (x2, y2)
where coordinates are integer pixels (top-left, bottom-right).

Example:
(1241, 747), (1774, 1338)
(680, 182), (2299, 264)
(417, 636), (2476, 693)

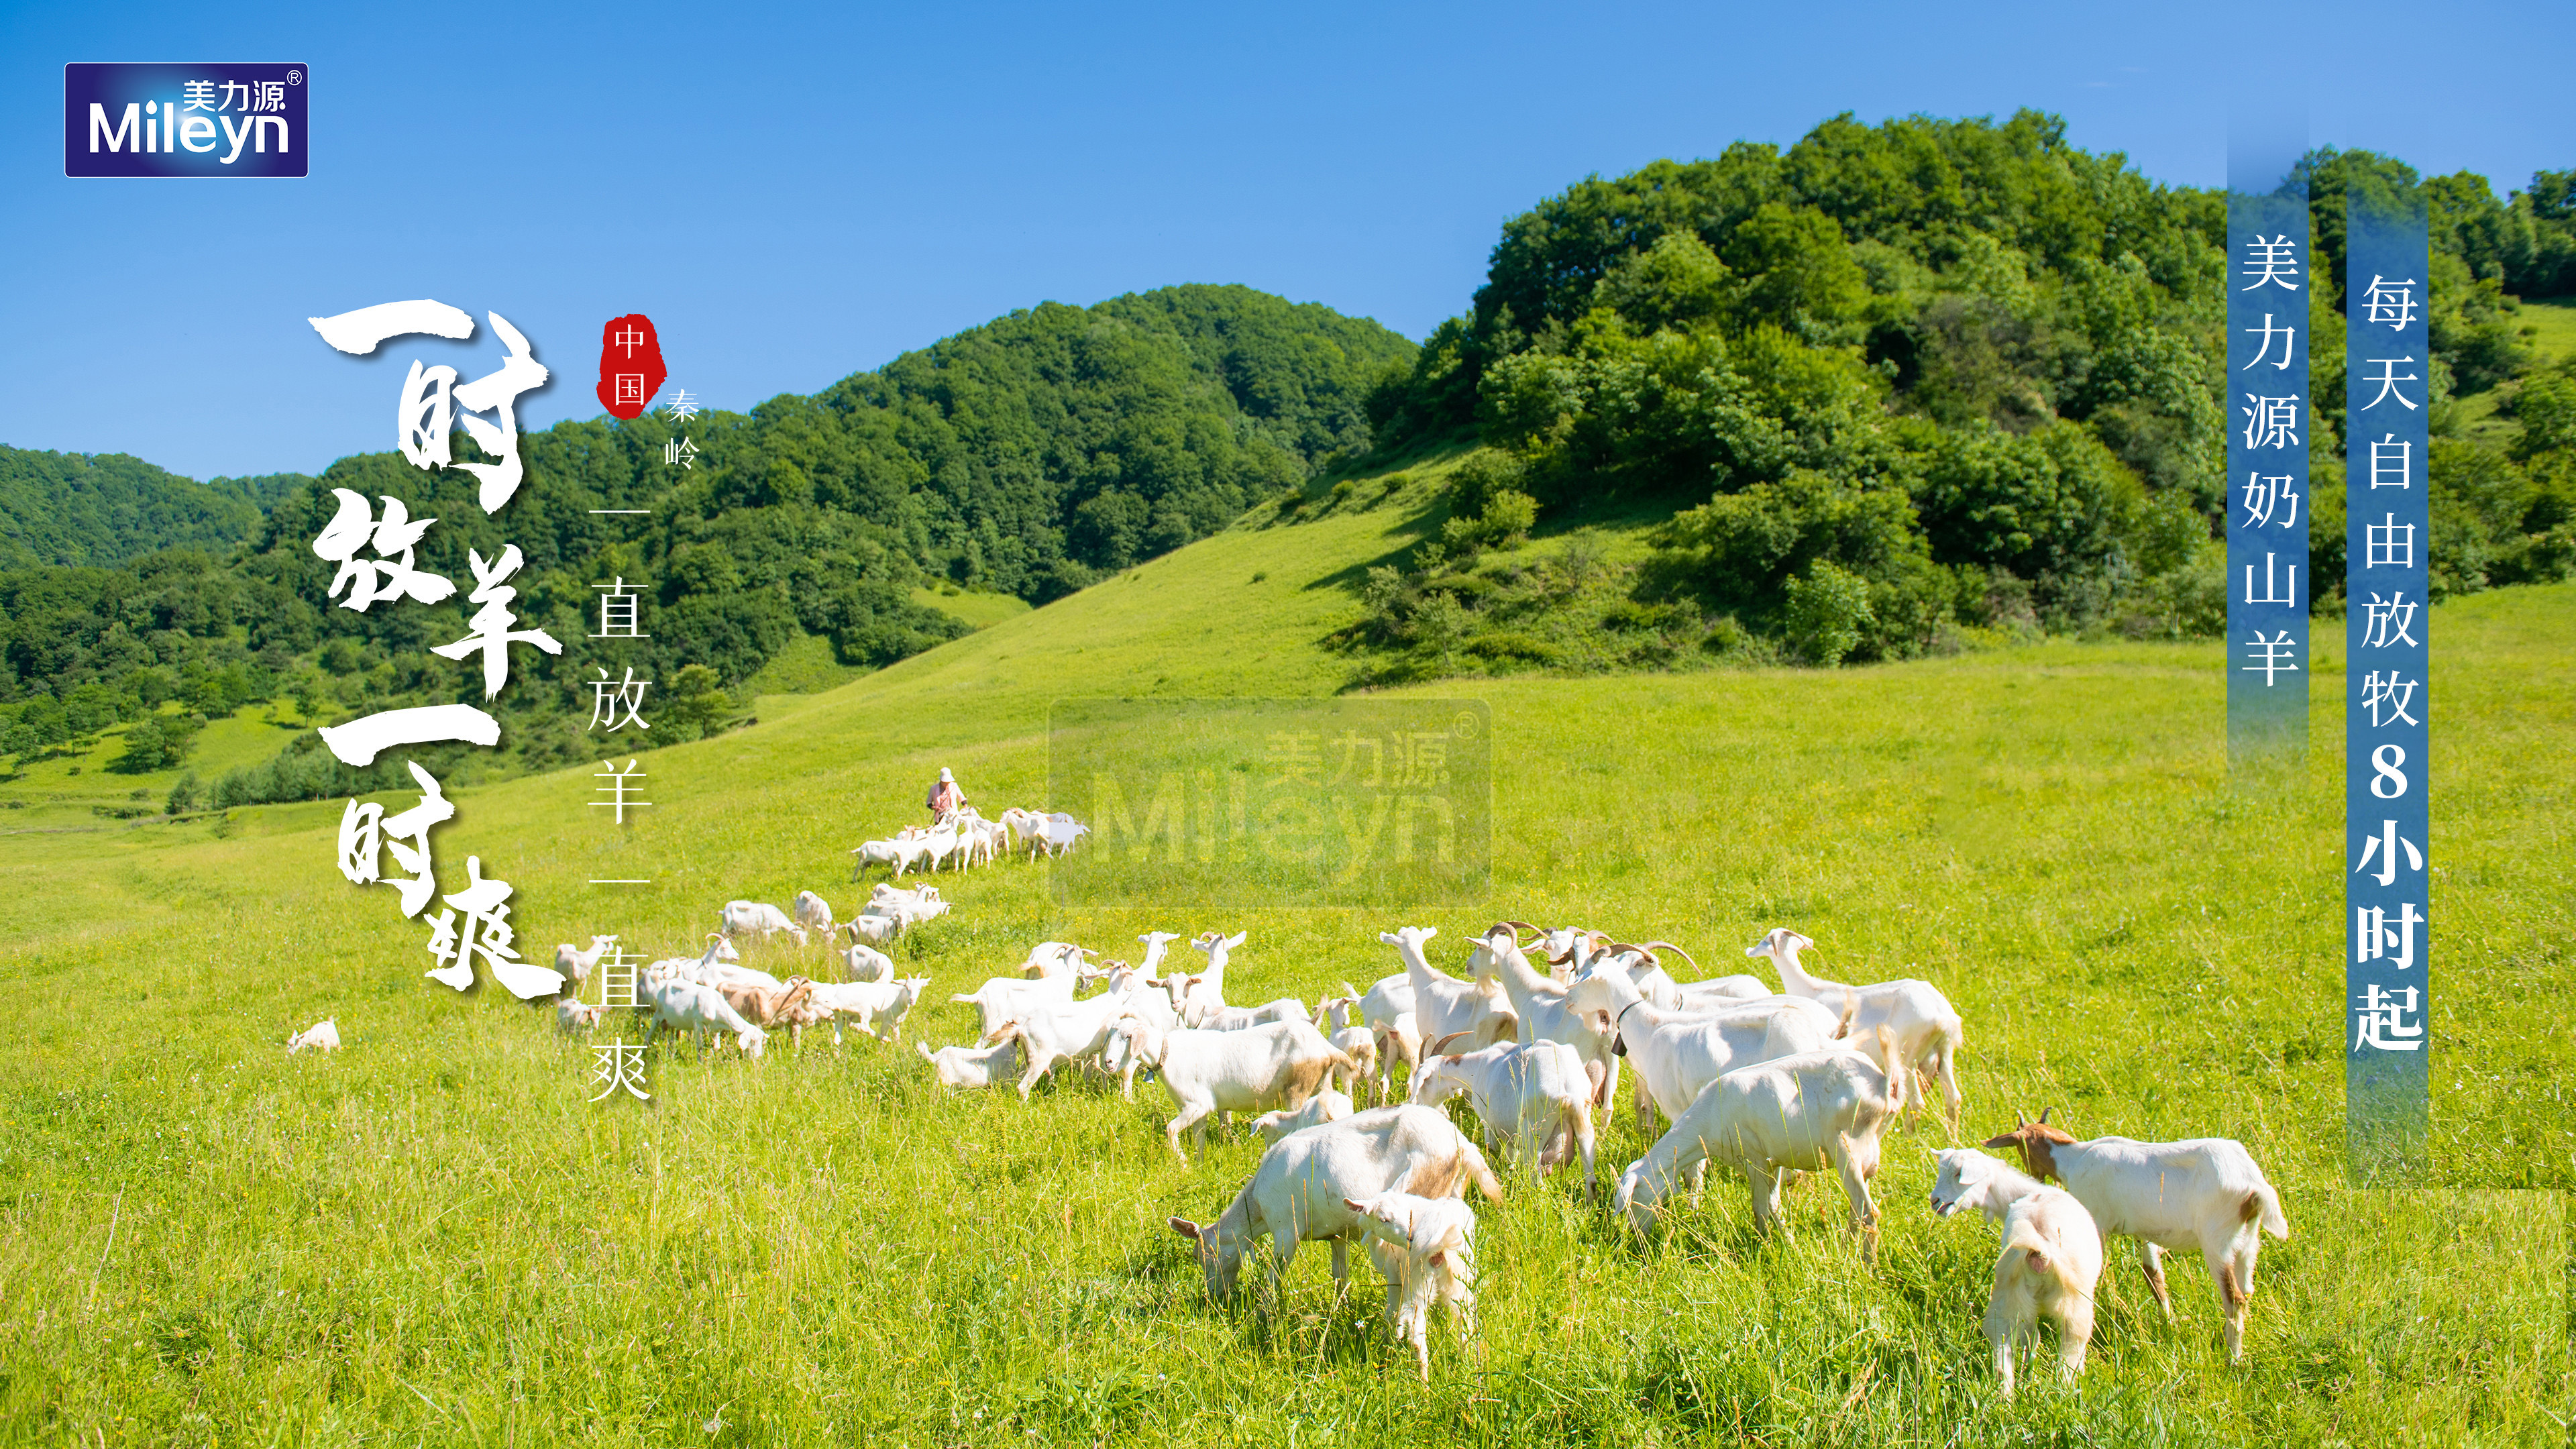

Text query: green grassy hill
(1, 459), (2567, 1444)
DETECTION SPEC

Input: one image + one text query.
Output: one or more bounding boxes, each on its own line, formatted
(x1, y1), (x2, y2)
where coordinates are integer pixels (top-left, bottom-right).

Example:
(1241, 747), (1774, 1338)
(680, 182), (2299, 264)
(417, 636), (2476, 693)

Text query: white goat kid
(1409, 1034), (1598, 1196)
(1252, 1087), (1355, 1143)
(918, 1026), (1023, 1089)
(551, 934), (618, 989)
(286, 1018), (341, 1054)
(792, 891), (835, 936)
(1615, 1027), (1905, 1261)
(1166, 1104), (1505, 1303)
(1747, 927), (1965, 1124)
(1929, 1146), (2106, 1397)
(1982, 1110), (2290, 1363)
(1342, 1191), (1481, 1383)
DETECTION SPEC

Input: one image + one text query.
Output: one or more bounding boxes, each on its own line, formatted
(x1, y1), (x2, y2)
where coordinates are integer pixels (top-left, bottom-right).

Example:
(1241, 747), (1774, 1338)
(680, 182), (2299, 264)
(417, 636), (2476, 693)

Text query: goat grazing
(1982, 1110), (2290, 1362)
(1343, 1191), (1481, 1383)
(1615, 1027), (1904, 1261)
(1167, 1104), (1504, 1301)
(1929, 1146), (2106, 1397)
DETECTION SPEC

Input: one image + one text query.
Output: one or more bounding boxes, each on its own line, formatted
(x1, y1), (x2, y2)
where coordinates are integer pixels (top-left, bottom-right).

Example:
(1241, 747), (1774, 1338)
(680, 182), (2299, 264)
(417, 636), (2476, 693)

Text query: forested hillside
(0, 284), (1413, 800)
(1350, 114), (2576, 673)
(0, 447), (290, 570)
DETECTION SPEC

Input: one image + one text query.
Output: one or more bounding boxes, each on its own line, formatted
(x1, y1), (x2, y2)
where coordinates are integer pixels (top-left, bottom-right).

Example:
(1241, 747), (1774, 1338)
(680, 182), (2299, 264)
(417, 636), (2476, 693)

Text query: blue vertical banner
(2226, 164), (2309, 761)
(2344, 195), (2431, 1181)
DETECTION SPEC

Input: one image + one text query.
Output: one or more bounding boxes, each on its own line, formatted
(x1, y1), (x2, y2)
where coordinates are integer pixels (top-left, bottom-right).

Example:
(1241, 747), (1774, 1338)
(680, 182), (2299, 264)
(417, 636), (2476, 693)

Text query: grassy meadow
(0, 464), (2570, 1445)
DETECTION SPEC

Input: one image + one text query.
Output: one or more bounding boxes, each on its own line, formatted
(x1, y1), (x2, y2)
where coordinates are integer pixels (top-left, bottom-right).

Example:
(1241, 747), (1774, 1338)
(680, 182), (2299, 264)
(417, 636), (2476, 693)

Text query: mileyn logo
(64, 62), (307, 178)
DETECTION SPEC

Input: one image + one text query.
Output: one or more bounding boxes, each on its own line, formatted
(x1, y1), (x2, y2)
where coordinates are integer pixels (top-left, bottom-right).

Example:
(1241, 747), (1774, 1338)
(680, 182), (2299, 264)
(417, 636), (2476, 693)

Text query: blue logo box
(65, 62), (307, 178)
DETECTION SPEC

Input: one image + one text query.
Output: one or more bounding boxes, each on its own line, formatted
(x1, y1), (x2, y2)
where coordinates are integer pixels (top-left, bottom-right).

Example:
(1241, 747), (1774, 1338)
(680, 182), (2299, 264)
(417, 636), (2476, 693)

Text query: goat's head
(1978, 1110), (2074, 1180)
(1165, 1216), (1246, 1300)
(1744, 926), (1814, 961)
(1927, 1147), (2000, 1218)
(1377, 925), (1438, 951)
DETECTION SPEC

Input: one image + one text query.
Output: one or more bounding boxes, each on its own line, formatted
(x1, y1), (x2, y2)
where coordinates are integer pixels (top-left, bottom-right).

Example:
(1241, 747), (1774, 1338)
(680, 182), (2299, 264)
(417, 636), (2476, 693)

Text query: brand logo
(64, 62), (307, 178)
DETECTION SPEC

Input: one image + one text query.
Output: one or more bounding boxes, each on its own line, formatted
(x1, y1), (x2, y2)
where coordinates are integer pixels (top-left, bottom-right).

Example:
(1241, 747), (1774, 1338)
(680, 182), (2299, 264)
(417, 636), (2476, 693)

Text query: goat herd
(327, 800), (2292, 1395)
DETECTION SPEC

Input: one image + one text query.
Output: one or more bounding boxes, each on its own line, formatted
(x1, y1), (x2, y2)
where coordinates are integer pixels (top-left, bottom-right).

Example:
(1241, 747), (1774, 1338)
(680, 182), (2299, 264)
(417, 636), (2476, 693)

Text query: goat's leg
(1017, 1051), (1056, 1102)
(1330, 1238), (1348, 1289)
(1985, 1299), (2018, 1399)
(2057, 1297), (2095, 1381)
(1833, 1144), (1879, 1263)
(2139, 1241), (2174, 1320)
(2206, 1242), (2251, 1363)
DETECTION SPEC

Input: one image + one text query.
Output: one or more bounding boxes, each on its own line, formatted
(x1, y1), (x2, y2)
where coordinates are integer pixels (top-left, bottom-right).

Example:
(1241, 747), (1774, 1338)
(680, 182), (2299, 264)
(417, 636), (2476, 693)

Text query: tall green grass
(0, 474), (2567, 1444)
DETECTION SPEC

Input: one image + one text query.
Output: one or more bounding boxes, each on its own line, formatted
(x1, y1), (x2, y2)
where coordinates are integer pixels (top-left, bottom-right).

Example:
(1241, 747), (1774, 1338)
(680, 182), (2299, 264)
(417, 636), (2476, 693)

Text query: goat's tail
(1999, 1230), (2076, 1298)
(2247, 1181), (2291, 1240)
(1457, 1134), (1507, 1203)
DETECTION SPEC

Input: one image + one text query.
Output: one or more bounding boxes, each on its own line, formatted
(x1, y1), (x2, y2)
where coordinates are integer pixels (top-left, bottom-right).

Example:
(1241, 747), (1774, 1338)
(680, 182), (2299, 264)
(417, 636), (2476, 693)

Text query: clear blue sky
(2, 0), (2566, 482)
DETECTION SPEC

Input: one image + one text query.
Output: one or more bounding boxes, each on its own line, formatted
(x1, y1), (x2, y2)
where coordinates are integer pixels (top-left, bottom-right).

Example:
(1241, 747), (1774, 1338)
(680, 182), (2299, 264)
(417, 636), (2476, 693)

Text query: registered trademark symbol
(287, 69), (303, 85)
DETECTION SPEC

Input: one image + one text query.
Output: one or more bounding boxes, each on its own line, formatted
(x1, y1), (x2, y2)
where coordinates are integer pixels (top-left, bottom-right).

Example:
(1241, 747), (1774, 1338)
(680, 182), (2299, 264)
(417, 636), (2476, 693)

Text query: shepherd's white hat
(938, 767), (953, 782)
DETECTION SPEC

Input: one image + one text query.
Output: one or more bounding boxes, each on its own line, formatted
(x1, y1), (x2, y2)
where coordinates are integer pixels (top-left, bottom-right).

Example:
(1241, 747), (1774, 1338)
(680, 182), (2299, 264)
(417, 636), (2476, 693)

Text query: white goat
(1408, 1034), (1597, 1196)
(1615, 1028), (1904, 1261)
(643, 973), (769, 1059)
(551, 934), (617, 988)
(1166, 1104), (1505, 1301)
(841, 942), (894, 983)
(720, 899), (808, 947)
(1164, 930), (1246, 1025)
(1982, 1111), (2290, 1363)
(1748, 927), (1964, 1123)
(1929, 1147), (2106, 1397)
(1470, 925), (1616, 1108)
(1109, 1016), (1354, 1161)
(806, 976), (930, 1045)
(792, 890), (835, 936)
(951, 943), (1088, 1040)
(286, 1018), (341, 1054)
(1379, 926), (1514, 1057)
(1564, 970), (1841, 1136)
(555, 999), (610, 1036)
(1342, 1190), (1481, 1383)
(1252, 1087), (1355, 1143)
(987, 988), (1155, 1101)
(918, 1026), (1023, 1088)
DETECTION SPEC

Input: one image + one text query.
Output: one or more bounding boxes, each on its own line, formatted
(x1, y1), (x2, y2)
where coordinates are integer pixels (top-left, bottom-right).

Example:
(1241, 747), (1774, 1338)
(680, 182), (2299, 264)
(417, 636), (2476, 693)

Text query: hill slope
(0, 284), (1417, 787)
(0, 460), (2568, 1442)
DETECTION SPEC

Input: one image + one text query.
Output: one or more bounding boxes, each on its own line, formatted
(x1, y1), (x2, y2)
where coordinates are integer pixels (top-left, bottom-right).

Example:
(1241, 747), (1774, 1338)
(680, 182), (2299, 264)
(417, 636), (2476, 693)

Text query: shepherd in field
(926, 767), (966, 822)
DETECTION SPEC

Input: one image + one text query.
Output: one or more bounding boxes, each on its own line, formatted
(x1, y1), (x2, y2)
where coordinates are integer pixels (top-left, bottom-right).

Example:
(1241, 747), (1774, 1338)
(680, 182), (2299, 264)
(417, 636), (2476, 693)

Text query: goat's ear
(1167, 1216), (1200, 1241)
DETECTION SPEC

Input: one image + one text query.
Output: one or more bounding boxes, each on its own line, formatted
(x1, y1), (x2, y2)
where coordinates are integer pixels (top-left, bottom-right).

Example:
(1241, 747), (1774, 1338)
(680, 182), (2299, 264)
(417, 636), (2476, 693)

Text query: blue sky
(1, 0), (2567, 481)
